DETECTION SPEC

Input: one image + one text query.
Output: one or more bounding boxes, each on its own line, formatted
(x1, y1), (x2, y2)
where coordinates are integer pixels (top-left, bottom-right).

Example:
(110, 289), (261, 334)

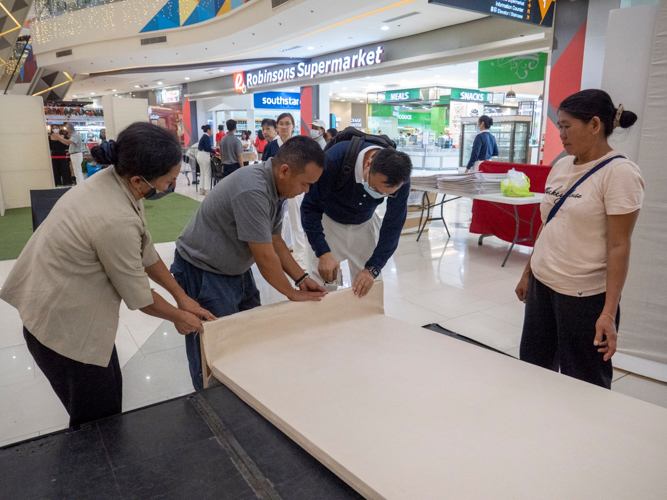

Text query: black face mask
(142, 178), (175, 200)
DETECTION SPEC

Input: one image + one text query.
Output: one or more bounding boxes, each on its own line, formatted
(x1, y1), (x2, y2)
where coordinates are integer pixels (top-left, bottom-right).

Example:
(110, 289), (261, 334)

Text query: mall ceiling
(54, 0), (488, 99)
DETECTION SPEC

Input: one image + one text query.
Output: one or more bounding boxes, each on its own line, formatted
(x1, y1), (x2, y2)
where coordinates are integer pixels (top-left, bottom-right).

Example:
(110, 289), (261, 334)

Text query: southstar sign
(235, 46), (384, 92)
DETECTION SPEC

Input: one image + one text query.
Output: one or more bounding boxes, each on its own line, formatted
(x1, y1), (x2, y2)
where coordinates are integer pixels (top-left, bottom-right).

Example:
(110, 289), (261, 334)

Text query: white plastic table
(414, 187), (544, 266)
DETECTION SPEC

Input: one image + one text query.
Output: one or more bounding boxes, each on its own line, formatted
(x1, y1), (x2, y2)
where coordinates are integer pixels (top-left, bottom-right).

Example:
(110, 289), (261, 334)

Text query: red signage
(234, 71), (247, 94)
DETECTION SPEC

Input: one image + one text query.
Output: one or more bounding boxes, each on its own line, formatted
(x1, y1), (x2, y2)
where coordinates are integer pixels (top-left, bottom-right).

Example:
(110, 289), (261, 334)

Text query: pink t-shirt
(531, 151), (644, 297)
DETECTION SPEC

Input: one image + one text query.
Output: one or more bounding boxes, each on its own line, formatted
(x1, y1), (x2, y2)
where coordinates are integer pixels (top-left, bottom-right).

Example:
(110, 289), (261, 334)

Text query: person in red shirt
(215, 125), (225, 147)
(255, 130), (268, 155)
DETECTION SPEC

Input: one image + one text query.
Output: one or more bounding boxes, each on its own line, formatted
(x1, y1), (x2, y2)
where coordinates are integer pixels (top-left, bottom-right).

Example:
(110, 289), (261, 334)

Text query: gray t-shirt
(176, 160), (284, 275)
(69, 131), (82, 154)
(221, 133), (243, 165)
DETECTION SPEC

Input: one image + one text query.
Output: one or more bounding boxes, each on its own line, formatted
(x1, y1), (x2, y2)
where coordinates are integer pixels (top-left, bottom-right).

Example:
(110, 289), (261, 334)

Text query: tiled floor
(2, 182), (667, 448)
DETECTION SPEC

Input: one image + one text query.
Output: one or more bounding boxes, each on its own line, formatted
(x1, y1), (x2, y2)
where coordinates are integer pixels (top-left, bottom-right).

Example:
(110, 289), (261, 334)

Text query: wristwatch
(365, 265), (380, 278)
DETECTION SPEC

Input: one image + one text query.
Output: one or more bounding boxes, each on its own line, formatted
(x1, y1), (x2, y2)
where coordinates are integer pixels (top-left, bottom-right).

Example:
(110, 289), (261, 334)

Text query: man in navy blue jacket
(301, 140), (412, 297)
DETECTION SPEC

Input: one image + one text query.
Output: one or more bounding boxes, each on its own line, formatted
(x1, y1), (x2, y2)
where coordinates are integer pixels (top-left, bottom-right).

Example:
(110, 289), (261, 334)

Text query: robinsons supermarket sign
(234, 46), (384, 93)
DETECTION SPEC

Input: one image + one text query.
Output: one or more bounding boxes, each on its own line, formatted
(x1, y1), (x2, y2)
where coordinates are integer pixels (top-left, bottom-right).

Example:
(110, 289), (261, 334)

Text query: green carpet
(0, 194), (201, 261)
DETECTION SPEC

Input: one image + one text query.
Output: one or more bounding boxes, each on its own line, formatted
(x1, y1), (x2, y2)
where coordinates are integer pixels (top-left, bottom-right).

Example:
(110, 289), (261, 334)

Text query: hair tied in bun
(91, 140), (118, 165)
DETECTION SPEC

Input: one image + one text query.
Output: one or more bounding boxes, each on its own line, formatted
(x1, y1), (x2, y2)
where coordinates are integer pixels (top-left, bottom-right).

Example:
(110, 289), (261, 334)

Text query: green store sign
(449, 88), (489, 102)
(478, 53), (547, 88)
(383, 88), (421, 101)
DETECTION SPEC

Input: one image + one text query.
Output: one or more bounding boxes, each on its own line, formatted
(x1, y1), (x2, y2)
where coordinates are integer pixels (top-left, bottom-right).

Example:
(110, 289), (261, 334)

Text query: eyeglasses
(368, 182), (398, 198)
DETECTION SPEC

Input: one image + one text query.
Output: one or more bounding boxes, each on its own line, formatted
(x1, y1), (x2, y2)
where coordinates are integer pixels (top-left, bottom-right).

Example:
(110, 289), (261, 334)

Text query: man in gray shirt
(172, 135), (327, 390)
(220, 119), (244, 178)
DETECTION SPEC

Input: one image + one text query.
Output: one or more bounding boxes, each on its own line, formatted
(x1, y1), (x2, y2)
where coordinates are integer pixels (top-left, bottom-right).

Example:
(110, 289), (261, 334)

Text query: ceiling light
(157, 81), (163, 85)
(90, 92), (95, 95)
(307, 46), (314, 50)
(334, 80), (340, 83)
(135, 85), (140, 88)
(73, 94), (77, 97)
(506, 89), (516, 100)
(185, 77), (190, 80)
(112, 89), (117, 91)
(381, 26), (389, 30)
(219, 69), (225, 73)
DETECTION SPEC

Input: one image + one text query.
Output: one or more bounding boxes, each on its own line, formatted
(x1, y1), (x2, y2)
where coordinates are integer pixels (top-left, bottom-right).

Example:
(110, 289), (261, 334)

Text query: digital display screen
(428, 0), (554, 28)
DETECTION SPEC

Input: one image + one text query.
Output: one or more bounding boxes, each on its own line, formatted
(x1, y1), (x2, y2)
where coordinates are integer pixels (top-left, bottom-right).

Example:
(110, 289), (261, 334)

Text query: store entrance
(328, 59), (545, 171)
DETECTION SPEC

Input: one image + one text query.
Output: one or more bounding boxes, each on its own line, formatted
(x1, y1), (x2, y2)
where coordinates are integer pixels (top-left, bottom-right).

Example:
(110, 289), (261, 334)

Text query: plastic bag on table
(501, 169), (534, 197)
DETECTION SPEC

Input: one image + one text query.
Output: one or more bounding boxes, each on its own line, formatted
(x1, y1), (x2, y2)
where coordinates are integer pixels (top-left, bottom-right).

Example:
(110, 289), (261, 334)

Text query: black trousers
(51, 158), (72, 186)
(222, 162), (241, 178)
(520, 277), (618, 389)
(24, 327), (123, 427)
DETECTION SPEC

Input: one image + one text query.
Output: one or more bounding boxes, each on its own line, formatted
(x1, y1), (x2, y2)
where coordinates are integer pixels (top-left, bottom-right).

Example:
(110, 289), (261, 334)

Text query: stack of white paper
(436, 172), (506, 194)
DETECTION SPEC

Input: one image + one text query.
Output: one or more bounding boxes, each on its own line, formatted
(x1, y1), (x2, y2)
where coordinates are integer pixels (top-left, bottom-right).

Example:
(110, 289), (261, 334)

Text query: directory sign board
(253, 92), (300, 109)
(428, 0), (554, 27)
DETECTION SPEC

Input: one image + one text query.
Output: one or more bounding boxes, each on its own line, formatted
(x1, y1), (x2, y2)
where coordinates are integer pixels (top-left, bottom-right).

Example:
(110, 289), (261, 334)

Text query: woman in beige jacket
(0, 122), (216, 426)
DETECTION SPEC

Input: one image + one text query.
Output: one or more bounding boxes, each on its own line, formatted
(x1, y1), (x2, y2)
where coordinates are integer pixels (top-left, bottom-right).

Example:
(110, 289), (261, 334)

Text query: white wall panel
(605, 0), (667, 382)
(102, 96), (149, 140)
(0, 95), (54, 213)
(602, 4), (659, 163)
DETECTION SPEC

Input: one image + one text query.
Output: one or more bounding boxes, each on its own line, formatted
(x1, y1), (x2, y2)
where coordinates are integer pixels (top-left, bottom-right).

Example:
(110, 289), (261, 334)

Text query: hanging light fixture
(506, 87), (516, 100)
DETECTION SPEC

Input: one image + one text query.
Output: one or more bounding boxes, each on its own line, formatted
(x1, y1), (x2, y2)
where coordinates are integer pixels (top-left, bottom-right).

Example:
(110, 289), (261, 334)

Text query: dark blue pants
(222, 162), (241, 178)
(170, 250), (261, 391)
(520, 276), (618, 389)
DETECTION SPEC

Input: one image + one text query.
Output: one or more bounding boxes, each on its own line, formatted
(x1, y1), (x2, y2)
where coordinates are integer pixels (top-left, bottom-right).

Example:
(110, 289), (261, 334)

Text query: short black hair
(91, 122), (181, 181)
(478, 115), (494, 129)
(261, 118), (276, 129)
(201, 124), (211, 133)
(218, 124), (224, 131)
(327, 128), (338, 139)
(559, 89), (637, 137)
(370, 149), (412, 187)
(257, 130), (265, 141)
(226, 119), (237, 132)
(273, 136), (325, 173)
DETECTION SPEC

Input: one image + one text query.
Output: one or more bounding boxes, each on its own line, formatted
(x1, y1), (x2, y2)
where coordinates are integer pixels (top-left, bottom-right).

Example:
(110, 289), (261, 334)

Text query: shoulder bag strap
(546, 155), (625, 225)
(333, 136), (365, 192)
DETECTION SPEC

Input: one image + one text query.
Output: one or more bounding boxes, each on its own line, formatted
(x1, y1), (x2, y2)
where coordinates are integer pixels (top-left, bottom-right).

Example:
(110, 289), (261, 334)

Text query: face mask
(52, 128), (59, 133)
(363, 181), (387, 199)
(141, 177), (175, 200)
(309, 129), (322, 139)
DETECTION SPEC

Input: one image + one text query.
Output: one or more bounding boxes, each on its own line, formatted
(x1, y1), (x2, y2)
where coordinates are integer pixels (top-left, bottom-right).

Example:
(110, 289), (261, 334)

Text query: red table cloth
(469, 162), (553, 246)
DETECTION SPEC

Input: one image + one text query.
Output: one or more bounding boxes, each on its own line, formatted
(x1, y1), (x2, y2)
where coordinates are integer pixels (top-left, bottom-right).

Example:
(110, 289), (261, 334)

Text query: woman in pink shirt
(515, 90), (644, 389)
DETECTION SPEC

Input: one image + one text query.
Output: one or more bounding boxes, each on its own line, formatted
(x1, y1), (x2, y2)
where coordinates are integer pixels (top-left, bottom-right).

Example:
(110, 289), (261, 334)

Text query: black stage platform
(0, 384), (364, 500)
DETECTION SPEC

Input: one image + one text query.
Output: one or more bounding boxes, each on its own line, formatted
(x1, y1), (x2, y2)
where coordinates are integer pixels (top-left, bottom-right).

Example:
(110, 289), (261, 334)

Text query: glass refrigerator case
(459, 115), (532, 168)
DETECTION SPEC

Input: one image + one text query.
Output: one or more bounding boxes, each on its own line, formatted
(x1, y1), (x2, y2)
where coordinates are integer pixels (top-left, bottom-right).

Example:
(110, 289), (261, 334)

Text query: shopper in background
(325, 128), (338, 145)
(215, 124), (226, 147)
(99, 129), (107, 145)
(301, 138), (412, 297)
(171, 136), (327, 390)
(0, 122), (215, 426)
(255, 129), (268, 157)
(220, 119), (244, 178)
(51, 124), (84, 184)
(261, 113), (307, 266)
(49, 128), (71, 187)
(197, 124), (213, 195)
(516, 89), (644, 389)
(263, 112), (295, 160)
(241, 130), (254, 152)
(261, 118), (277, 161)
(465, 115), (498, 172)
(310, 119), (327, 149)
